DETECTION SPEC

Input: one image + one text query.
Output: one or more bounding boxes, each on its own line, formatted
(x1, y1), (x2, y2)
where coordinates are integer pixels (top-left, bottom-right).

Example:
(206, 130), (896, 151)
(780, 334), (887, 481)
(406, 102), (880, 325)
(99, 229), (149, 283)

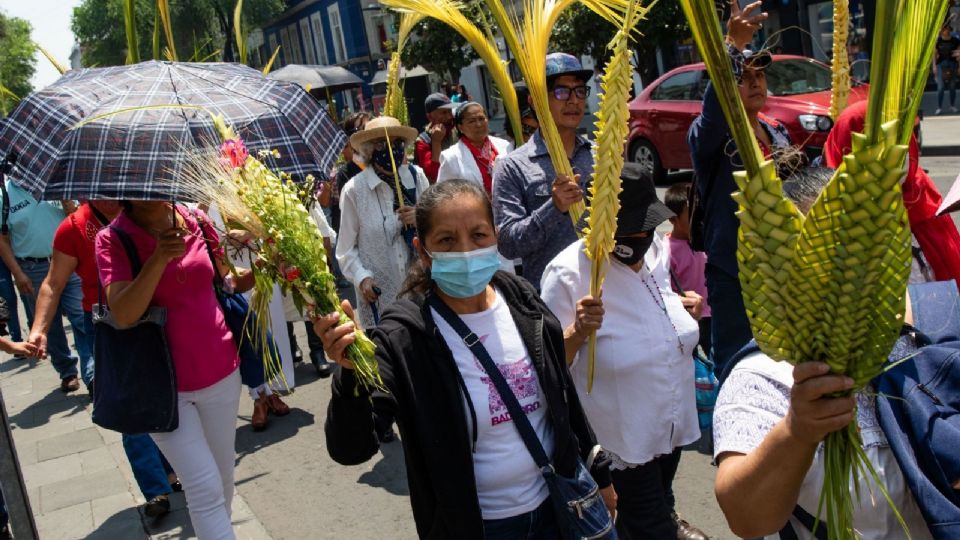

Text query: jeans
(703, 264), (753, 377)
(0, 261), (22, 341)
(610, 448), (682, 540)
(122, 434), (173, 500)
(151, 370), (240, 540)
(17, 259), (93, 384)
(937, 61), (958, 108)
(483, 498), (559, 539)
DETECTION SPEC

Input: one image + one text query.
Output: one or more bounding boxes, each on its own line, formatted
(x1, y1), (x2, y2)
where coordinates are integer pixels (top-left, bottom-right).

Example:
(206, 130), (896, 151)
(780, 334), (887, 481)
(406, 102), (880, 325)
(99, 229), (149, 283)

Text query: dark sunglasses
(372, 139), (406, 151)
(551, 85), (590, 101)
(521, 125), (538, 136)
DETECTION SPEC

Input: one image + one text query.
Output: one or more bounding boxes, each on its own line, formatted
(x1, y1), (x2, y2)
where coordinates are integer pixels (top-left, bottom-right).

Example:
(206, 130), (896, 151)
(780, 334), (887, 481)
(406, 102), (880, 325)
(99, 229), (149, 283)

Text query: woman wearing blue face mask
(314, 179), (617, 539)
(540, 164), (707, 540)
(336, 116), (430, 330)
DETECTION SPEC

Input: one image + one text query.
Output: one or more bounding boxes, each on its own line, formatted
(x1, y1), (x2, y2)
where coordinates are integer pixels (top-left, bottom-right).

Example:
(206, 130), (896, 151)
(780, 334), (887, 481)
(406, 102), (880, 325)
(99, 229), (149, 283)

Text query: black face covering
(612, 235), (654, 266)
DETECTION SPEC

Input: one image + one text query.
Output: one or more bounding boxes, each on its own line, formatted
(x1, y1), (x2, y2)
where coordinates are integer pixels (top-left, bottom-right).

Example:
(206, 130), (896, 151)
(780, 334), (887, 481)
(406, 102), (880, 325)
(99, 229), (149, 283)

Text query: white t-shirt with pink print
(431, 289), (554, 520)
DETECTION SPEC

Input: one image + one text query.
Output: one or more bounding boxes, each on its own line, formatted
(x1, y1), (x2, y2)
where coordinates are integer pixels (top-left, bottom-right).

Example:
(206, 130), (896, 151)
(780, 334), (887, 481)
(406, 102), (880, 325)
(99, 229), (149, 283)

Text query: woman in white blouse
(436, 102), (512, 193)
(336, 116), (430, 329)
(541, 164), (706, 540)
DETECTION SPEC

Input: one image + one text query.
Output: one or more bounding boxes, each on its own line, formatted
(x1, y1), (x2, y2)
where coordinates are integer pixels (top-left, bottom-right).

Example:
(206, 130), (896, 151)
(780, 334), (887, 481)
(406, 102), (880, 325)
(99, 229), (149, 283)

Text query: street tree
(71, 0), (284, 67)
(0, 10), (37, 115)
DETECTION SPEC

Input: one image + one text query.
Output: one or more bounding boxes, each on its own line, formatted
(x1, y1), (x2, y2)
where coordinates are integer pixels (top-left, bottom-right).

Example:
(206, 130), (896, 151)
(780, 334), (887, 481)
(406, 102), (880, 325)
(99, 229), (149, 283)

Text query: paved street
(0, 125), (956, 540)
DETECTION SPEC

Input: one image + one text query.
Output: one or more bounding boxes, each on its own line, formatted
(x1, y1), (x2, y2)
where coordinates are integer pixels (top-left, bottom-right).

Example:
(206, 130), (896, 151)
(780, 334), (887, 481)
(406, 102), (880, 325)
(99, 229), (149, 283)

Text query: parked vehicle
(626, 55), (870, 181)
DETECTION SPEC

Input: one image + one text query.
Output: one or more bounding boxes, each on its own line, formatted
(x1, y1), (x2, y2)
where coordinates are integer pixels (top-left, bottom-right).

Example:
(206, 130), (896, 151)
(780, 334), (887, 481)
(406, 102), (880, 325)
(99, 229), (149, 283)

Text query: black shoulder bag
(427, 294), (615, 540)
(92, 226), (178, 434)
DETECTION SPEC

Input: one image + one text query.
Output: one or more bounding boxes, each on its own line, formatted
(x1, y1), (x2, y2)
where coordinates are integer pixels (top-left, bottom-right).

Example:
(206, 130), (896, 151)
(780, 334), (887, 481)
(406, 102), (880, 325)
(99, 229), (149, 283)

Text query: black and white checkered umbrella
(0, 61), (347, 201)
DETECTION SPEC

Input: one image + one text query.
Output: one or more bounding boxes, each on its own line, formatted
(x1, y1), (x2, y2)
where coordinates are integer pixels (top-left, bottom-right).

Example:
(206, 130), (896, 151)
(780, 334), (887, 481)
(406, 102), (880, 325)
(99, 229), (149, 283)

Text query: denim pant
(483, 498), (559, 539)
(122, 434), (173, 500)
(17, 259), (93, 384)
(703, 264), (753, 377)
(937, 61), (958, 108)
(0, 261), (23, 341)
(610, 448), (682, 540)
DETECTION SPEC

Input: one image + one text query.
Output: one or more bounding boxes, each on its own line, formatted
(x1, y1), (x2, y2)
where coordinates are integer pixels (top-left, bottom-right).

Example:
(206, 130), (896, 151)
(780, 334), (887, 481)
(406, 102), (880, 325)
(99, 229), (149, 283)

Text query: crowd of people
(2, 3), (960, 540)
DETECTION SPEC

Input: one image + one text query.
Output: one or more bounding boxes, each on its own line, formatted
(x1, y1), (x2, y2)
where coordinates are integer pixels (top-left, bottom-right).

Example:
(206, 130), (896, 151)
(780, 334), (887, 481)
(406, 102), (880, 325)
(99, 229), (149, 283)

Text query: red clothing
(823, 100), (960, 285)
(52, 204), (105, 311)
(461, 137), (499, 194)
(414, 138), (442, 182)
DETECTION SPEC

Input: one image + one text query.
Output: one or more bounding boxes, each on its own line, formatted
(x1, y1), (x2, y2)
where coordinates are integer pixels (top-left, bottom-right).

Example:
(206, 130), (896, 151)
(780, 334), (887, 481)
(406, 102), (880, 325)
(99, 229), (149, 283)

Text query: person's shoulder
(730, 350), (794, 388)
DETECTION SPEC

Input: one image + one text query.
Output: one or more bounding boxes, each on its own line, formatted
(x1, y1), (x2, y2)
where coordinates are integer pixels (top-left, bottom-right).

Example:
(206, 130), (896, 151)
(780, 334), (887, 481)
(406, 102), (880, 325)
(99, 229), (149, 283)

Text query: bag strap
(88, 203), (111, 228)
(426, 293), (553, 472)
(0, 153), (15, 236)
(97, 225), (143, 312)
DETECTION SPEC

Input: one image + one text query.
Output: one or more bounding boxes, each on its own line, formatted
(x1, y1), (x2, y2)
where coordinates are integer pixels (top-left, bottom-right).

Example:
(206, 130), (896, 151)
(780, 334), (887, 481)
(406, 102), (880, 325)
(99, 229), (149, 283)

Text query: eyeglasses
(521, 124), (538, 136)
(551, 85), (590, 101)
(372, 139), (406, 152)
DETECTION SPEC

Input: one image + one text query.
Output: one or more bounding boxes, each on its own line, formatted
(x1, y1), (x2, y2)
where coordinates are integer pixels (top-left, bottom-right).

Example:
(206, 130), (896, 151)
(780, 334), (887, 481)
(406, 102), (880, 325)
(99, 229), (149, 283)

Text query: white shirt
(436, 136), (512, 187)
(336, 165), (429, 328)
(431, 290), (553, 519)
(713, 352), (932, 540)
(540, 235), (700, 466)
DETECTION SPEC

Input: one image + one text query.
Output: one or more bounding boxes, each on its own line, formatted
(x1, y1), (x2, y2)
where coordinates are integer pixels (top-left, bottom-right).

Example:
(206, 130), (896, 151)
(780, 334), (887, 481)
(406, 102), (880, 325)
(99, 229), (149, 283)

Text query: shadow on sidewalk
(86, 506), (149, 539)
(234, 407), (316, 467)
(8, 387), (88, 429)
(357, 440), (409, 496)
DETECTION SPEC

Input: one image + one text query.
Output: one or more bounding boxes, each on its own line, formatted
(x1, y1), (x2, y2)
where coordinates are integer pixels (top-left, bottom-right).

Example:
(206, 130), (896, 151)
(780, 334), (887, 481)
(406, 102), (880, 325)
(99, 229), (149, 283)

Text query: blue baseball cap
(545, 53), (593, 82)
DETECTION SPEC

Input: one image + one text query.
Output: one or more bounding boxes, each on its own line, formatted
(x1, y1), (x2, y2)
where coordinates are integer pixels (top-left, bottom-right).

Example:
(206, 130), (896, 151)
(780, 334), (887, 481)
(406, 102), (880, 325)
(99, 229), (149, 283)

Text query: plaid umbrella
(0, 61), (347, 201)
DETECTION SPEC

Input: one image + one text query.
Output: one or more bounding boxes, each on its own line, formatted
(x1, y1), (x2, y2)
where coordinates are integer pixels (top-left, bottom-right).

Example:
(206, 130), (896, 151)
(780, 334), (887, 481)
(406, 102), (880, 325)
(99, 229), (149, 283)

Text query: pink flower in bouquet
(219, 139), (249, 169)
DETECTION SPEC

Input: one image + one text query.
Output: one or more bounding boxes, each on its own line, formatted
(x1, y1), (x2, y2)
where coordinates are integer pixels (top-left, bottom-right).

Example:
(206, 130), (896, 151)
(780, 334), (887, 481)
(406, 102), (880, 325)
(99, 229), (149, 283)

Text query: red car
(626, 55), (869, 181)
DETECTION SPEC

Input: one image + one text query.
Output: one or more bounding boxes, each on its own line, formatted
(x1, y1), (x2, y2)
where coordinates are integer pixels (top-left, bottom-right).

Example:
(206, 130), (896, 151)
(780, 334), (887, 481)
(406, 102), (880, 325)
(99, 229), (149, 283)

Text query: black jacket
(325, 272), (611, 539)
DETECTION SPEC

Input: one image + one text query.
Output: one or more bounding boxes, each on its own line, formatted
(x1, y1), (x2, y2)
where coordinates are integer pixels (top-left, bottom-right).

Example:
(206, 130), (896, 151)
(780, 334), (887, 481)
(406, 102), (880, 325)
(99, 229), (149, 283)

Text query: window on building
(286, 24), (303, 64)
(328, 5), (348, 64)
(268, 33), (279, 66)
(279, 27), (293, 66)
(300, 18), (317, 64)
(310, 13), (329, 65)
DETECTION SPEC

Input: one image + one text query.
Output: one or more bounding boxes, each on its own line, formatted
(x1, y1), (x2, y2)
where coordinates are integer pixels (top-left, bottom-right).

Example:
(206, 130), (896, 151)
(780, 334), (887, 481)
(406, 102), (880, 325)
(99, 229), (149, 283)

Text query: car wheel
(630, 139), (665, 183)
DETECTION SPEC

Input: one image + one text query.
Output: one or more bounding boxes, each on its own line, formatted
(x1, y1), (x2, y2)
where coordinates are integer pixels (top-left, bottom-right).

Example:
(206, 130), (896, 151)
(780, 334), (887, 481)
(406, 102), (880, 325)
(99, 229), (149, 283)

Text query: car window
(651, 71), (701, 101)
(765, 59), (833, 96)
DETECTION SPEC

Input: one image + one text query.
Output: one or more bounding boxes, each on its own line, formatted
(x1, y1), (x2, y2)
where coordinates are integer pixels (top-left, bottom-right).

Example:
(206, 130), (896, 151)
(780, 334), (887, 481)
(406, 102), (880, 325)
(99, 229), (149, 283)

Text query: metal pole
(0, 386), (40, 539)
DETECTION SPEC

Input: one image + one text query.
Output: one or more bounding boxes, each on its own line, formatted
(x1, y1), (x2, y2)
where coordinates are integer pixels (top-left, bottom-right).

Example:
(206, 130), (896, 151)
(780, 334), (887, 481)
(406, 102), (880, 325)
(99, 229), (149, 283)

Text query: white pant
(152, 370), (241, 540)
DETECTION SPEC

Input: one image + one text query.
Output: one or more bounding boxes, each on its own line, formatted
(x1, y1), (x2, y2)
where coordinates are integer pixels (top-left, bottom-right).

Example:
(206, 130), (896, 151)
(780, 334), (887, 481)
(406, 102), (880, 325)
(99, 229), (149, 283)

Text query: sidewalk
(0, 350), (271, 539)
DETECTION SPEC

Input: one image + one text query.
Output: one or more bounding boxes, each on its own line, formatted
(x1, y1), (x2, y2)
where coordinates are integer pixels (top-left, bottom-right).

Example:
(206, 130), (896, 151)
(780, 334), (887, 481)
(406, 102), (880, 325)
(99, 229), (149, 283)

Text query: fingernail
(844, 377), (854, 388)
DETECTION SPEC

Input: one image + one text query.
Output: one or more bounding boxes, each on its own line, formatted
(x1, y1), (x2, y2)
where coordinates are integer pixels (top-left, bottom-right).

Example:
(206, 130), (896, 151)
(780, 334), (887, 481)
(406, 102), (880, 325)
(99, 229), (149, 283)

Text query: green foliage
(0, 10), (36, 115)
(401, 4), (484, 83)
(71, 0), (284, 67)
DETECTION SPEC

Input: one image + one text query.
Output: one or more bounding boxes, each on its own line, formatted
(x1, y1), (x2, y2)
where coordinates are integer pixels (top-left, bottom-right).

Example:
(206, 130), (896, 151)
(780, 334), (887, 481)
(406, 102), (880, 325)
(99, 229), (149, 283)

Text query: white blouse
(336, 165), (429, 328)
(540, 235), (701, 466)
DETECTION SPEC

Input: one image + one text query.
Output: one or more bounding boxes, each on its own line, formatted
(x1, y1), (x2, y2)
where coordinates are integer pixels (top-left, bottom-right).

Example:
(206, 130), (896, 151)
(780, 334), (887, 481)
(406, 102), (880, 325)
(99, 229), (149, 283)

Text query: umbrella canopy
(267, 64), (364, 94)
(0, 60), (346, 201)
(369, 65), (431, 86)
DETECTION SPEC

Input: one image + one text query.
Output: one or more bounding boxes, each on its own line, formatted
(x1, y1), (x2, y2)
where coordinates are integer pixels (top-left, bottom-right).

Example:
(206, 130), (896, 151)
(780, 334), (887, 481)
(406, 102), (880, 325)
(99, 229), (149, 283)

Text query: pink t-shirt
(667, 233), (711, 318)
(95, 207), (238, 391)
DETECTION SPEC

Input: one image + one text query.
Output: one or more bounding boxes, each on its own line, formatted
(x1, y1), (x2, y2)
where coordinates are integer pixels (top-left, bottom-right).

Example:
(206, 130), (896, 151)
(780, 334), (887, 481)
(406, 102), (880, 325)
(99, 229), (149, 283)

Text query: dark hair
(398, 179), (494, 298)
(546, 73), (588, 91)
(781, 167), (835, 215)
(342, 112), (372, 136)
(120, 200), (134, 212)
(664, 182), (691, 216)
(454, 102), (484, 126)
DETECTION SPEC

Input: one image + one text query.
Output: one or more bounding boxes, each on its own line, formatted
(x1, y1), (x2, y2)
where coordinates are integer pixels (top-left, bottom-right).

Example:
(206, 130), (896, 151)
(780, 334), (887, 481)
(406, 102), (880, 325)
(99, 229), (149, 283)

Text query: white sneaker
(935, 108), (943, 115)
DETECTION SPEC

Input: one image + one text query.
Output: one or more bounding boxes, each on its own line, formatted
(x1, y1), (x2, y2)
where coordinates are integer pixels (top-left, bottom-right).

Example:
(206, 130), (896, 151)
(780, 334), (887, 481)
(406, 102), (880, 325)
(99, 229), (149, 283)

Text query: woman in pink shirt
(96, 201), (252, 540)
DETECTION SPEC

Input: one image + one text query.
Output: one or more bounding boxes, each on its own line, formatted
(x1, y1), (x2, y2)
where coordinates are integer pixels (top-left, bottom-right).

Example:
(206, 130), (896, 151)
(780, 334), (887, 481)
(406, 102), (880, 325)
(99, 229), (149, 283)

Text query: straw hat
(349, 116), (418, 147)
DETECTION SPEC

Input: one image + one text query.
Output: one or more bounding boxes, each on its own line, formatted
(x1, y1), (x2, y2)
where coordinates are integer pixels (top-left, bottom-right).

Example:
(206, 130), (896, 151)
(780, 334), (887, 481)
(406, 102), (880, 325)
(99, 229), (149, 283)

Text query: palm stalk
(383, 12), (425, 123)
(379, 0), (522, 138)
(828, 0), (850, 119)
(234, 0), (248, 65)
(124, 0), (140, 64)
(262, 45), (282, 75)
(679, 0), (946, 537)
(580, 0), (645, 392)
(157, 0), (178, 61)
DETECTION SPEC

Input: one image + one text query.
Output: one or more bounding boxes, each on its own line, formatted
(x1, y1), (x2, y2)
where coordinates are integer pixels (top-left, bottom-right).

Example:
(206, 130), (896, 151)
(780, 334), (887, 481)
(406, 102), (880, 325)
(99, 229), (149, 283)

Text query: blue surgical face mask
(428, 245), (501, 298)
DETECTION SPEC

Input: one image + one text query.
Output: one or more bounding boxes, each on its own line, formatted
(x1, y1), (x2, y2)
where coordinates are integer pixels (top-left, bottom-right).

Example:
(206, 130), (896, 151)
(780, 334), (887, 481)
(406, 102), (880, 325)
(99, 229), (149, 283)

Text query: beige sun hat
(349, 116), (418, 148)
